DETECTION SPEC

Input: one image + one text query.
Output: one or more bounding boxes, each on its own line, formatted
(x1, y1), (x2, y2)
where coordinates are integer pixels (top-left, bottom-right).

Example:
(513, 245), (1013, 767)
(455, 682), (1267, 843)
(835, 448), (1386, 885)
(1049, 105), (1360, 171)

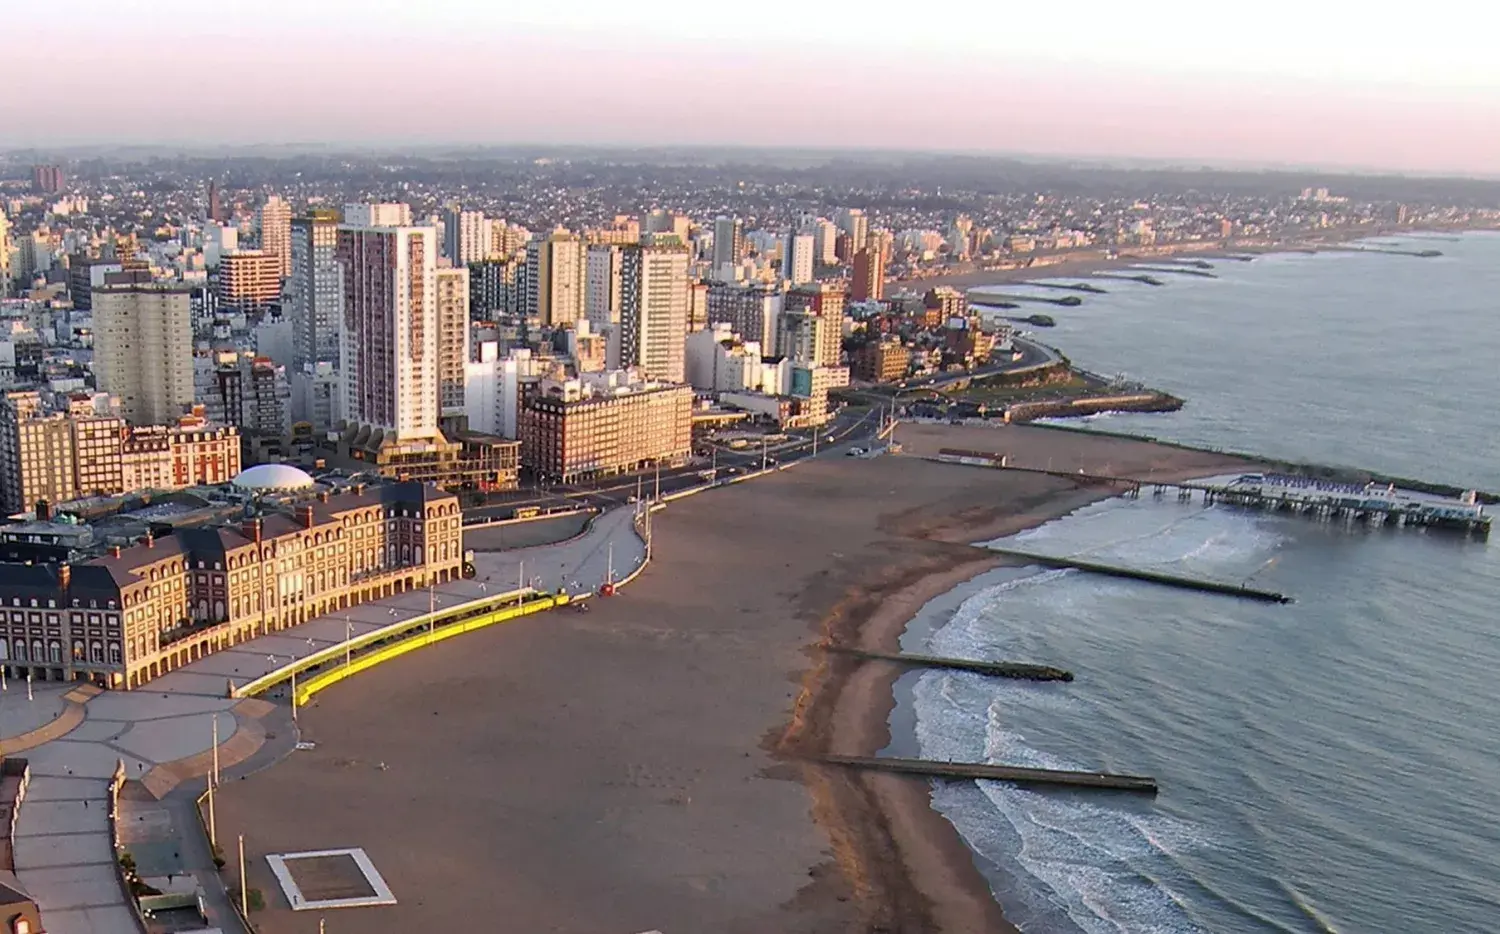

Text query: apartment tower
(620, 241), (690, 384)
(92, 284), (194, 426)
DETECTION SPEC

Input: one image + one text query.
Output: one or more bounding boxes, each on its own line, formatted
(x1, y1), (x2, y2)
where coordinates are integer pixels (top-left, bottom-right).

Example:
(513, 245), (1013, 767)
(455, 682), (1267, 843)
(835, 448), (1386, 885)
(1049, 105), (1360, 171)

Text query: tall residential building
(207, 180), (224, 223)
(520, 374), (693, 481)
(203, 223), (238, 269)
(435, 266), (470, 419)
(851, 246), (885, 302)
(782, 232), (815, 285)
(643, 210), (691, 242)
(93, 284), (194, 426)
(711, 216), (743, 276)
(706, 281), (782, 350)
(442, 207), (490, 266)
(585, 243), (624, 327)
(813, 219), (839, 265)
(838, 208), (869, 253)
(31, 165), (65, 195)
(524, 229), (585, 326)
(216, 249), (283, 315)
(289, 210), (343, 369)
(336, 225), (439, 442)
(780, 283), (846, 368)
(343, 202), (412, 227)
(257, 195), (292, 278)
(619, 241), (690, 384)
(470, 258), (521, 316)
(0, 209), (10, 298)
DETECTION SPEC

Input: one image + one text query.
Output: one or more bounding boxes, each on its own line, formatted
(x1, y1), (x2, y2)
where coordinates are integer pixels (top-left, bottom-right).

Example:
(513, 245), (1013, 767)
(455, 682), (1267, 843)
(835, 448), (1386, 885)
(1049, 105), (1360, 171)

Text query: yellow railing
(292, 593), (569, 707)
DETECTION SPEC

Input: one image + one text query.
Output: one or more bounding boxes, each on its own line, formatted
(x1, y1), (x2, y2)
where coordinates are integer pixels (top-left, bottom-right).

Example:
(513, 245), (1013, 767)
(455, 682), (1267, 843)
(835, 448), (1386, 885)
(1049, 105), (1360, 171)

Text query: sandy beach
(213, 423), (1251, 933)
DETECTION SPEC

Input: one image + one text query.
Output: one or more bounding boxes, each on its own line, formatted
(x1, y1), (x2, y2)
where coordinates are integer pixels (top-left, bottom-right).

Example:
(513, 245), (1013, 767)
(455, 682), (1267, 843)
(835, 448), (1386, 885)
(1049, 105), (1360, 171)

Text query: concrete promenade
(6, 505), (647, 934)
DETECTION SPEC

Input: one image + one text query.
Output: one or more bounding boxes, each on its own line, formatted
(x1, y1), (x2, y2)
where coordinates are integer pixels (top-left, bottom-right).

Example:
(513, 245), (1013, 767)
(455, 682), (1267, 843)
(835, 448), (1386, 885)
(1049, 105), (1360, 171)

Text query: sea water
(906, 232), (1500, 933)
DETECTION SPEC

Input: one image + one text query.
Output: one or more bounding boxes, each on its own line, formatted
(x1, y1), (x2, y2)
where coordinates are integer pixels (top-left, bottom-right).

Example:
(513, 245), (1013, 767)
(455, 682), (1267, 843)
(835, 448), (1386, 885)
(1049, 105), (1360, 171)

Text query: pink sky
(10, 16), (1498, 176)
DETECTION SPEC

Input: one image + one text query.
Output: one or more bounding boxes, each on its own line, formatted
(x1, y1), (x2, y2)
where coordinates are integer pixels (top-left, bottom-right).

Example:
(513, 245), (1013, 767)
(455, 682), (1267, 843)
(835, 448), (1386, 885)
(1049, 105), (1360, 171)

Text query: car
(847, 447), (866, 457)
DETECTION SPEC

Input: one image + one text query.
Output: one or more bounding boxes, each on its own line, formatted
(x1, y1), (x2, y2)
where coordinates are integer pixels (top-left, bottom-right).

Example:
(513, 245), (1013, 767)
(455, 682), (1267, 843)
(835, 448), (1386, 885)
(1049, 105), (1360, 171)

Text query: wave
(1278, 881), (1345, 934)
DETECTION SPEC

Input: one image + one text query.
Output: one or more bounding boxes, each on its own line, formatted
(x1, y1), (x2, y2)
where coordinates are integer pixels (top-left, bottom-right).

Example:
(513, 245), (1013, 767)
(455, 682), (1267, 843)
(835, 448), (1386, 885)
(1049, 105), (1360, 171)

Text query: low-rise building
(520, 370), (692, 481)
(853, 337), (910, 383)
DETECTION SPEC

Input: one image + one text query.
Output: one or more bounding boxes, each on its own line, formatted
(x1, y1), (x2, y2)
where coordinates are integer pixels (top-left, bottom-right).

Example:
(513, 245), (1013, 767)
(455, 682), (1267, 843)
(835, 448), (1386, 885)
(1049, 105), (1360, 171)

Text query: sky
(8, 0), (1498, 175)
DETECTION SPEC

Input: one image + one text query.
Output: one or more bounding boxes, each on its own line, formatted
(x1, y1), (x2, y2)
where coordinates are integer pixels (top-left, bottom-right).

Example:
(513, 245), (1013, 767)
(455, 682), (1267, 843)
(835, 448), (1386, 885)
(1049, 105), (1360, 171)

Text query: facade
(619, 241), (690, 384)
(435, 266), (470, 419)
(31, 164), (65, 194)
(525, 230), (585, 326)
(0, 482), (462, 690)
(216, 249), (283, 315)
(853, 337), (910, 383)
(336, 225), (440, 442)
(288, 210), (343, 370)
(584, 243), (623, 327)
(838, 208), (869, 254)
(469, 258), (520, 317)
(92, 283), (194, 426)
(257, 195), (292, 278)
(0, 393), (240, 514)
(782, 232), (815, 285)
(711, 216), (743, 275)
(198, 353), (292, 439)
(851, 246), (885, 302)
(780, 283), (846, 368)
(520, 376), (692, 481)
(343, 202), (412, 227)
(442, 208), (490, 266)
(706, 281), (781, 349)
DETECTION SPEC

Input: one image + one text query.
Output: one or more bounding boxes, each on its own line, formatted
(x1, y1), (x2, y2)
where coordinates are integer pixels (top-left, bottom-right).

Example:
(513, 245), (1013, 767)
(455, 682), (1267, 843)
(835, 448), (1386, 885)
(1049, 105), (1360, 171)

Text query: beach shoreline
(210, 424), (1256, 934)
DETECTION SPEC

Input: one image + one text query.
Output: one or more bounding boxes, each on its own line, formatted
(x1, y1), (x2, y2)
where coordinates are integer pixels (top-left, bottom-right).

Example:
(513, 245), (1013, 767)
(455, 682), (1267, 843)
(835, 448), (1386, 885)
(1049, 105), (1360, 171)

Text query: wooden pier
(989, 547), (1292, 603)
(823, 754), (1159, 794)
(832, 647), (1073, 682)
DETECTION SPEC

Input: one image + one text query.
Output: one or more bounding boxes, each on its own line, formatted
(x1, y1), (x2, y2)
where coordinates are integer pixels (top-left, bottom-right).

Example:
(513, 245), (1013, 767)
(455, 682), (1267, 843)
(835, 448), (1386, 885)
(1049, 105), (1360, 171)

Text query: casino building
(0, 467), (463, 690)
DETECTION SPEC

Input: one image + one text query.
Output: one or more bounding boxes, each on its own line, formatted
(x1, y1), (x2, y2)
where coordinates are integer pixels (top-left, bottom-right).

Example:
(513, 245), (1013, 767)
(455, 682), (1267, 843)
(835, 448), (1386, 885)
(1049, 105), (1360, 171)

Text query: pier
(1320, 245), (1441, 258)
(832, 647), (1073, 681)
(822, 754), (1159, 794)
(988, 547), (1292, 603)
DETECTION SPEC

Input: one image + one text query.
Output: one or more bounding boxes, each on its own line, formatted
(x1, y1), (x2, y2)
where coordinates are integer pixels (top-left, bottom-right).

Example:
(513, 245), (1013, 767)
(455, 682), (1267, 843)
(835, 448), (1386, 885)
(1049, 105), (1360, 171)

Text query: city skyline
(8, 0), (1497, 176)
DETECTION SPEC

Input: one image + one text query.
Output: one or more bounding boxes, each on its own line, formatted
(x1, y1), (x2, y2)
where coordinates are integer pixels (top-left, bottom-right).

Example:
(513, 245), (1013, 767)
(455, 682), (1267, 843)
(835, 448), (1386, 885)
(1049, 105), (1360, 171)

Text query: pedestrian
(84, 799), (88, 809)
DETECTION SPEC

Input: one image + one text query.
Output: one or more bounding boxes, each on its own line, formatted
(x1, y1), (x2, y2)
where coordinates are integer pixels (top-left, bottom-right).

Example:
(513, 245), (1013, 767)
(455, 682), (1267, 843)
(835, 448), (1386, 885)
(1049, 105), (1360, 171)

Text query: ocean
(899, 232), (1500, 933)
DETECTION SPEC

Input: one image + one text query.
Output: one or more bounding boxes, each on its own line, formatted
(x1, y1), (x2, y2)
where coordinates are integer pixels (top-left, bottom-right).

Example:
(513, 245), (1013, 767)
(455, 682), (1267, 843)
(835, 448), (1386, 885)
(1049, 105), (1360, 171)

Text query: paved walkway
(8, 506), (647, 934)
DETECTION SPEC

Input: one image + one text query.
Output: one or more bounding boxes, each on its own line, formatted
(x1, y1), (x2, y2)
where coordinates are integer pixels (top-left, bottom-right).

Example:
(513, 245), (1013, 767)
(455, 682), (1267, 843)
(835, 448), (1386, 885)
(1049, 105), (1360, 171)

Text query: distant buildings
(782, 231), (815, 285)
(216, 249), (282, 316)
(853, 336), (910, 383)
(442, 207), (490, 266)
(520, 371), (692, 482)
(780, 283), (846, 368)
(343, 202), (412, 227)
(288, 210), (343, 371)
(207, 179), (225, 224)
(706, 281), (781, 350)
(923, 286), (967, 326)
(31, 164), (65, 195)
(92, 283), (194, 427)
(712, 216), (743, 276)
(585, 243), (624, 329)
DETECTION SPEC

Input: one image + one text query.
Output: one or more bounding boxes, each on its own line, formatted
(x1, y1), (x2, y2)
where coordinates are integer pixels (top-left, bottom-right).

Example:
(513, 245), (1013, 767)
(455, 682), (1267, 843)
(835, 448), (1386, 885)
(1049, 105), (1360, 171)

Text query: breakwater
(970, 291), (1084, 307)
(986, 547), (1293, 603)
(1091, 273), (1164, 285)
(1131, 265), (1218, 278)
(831, 647), (1073, 682)
(822, 755), (1159, 794)
(1003, 392), (1183, 423)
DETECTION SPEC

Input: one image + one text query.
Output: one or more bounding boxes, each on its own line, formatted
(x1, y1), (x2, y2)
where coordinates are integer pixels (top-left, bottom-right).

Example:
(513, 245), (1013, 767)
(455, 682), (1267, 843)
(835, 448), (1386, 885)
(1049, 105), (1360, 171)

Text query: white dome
(232, 464), (317, 492)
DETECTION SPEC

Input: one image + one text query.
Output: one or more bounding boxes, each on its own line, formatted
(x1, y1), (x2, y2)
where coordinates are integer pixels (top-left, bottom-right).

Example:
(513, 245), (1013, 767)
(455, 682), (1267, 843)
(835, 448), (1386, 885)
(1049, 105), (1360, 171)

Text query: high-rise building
(442, 207), (490, 266)
(199, 353), (292, 439)
(584, 216), (641, 246)
(435, 266), (470, 420)
(31, 165), (65, 195)
(585, 243), (624, 328)
(813, 219), (839, 266)
(343, 202), (412, 227)
(289, 210), (342, 369)
(520, 374), (693, 481)
(782, 232), (815, 285)
(207, 180), (224, 223)
(644, 210), (691, 243)
(0, 209), (10, 298)
(619, 241), (690, 384)
(780, 283), (846, 368)
(469, 258), (521, 317)
(257, 195), (292, 278)
(524, 229), (585, 327)
(851, 246), (885, 302)
(712, 216), (743, 276)
(216, 249), (282, 315)
(203, 223), (238, 269)
(706, 281), (782, 350)
(336, 225), (439, 442)
(93, 284), (195, 426)
(838, 208), (869, 253)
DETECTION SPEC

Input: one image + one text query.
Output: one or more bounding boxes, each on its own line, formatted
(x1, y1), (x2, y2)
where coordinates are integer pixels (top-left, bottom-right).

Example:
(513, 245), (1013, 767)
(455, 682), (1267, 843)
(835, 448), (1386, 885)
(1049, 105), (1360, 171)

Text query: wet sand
(214, 424), (1251, 934)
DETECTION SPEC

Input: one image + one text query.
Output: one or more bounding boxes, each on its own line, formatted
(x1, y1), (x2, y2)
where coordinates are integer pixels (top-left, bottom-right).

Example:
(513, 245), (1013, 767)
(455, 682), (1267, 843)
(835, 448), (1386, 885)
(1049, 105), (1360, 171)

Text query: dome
(232, 464), (317, 492)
